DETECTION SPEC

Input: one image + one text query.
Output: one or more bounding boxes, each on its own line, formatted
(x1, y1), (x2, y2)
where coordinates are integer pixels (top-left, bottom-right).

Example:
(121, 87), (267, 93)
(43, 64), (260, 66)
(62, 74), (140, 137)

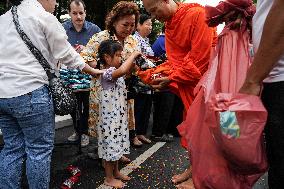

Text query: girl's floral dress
(95, 67), (129, 161)
(80, 30), (139, 137)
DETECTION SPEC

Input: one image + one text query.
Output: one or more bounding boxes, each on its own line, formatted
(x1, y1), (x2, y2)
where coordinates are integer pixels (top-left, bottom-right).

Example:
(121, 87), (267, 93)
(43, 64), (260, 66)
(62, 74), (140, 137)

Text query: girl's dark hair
(139, 14), (151, 25)
(105, 1), (140, 35)
(9, 0), (23, 6)
(97, 40), (123, 68)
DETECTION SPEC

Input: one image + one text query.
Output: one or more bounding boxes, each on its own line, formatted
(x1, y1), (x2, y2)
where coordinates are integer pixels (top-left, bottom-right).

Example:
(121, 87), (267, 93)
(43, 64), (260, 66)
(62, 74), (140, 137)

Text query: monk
(141, 0), (216, 188)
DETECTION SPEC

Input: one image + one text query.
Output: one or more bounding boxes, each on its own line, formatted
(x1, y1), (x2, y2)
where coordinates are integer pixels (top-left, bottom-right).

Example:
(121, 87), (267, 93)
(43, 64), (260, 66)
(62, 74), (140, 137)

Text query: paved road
(1, 122), (268, 189)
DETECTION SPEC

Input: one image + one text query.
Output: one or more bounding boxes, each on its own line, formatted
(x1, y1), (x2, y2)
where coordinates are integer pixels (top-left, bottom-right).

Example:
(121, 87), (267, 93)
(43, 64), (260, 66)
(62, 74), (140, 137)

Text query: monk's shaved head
(142, 0), (178, 22)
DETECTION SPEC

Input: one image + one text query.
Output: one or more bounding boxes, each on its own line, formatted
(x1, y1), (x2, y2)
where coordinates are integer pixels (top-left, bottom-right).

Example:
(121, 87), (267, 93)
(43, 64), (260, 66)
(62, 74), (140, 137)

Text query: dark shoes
(151, 134), (174, 142)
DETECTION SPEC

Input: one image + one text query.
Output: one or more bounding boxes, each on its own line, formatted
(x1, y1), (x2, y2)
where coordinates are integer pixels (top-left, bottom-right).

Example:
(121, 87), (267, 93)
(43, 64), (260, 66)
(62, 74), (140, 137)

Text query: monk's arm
(241, 0), (284, 91)
(168, 8), (214, 85)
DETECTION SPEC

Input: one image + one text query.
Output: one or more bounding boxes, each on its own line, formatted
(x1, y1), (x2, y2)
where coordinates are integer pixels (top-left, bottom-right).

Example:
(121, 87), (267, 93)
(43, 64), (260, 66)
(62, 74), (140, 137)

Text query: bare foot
(104, 178), (125, 188)
(172, 167), (192, 184)
(137, 135), (151, 144)
(119, 155), (131, 164)
(114, 171), (131, 181)
(176, 179), (195, 189)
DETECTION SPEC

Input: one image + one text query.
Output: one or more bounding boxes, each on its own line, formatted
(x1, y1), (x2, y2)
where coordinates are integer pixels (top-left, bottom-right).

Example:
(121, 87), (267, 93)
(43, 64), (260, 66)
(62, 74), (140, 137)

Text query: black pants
(134, 93), (152, 135)
(262, 81), (284, 189)
(152, 91), (183, 136)
(70, 91), (90, 135)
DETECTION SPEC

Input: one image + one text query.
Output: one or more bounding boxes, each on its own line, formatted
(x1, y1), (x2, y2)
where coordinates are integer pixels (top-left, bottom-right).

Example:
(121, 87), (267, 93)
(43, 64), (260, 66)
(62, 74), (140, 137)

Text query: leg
(79, 91), (90, 147)
(113, 161), (130, 181)
(68, 92), (82, 142)
(152, 92), (175, 141)
(262, 82), (284, 189)
(74, 92), (83, 134)
(18, 86), (55, 189)
(70, 92), (82, 134)
(128, 99), (142, 147)
(0, 108), (26, 189)
(135, 93), (152, 143)
(134, 93), (147, 135)
(104, 161), (124, 188)
(167, 93), (184, 136)
(81, 91), (90, 135)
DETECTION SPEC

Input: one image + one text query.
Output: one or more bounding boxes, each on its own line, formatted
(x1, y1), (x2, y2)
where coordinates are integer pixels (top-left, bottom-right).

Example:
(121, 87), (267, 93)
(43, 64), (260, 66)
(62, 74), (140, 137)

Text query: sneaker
(81, 134), (89, 147)
(68, 132), (79, 142)
(167, 134), (174, 139)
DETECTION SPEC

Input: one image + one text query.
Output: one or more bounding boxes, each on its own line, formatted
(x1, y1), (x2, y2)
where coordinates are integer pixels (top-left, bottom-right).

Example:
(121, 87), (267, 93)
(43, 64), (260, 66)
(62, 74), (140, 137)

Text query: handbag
(11, 6), (77, 116)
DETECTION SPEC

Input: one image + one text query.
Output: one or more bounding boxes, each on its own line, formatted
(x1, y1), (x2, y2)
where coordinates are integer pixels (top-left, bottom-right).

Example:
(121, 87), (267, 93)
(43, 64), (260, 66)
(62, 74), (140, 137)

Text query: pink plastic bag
(207, 93), (268, 174)
(178, 28), (268, 189)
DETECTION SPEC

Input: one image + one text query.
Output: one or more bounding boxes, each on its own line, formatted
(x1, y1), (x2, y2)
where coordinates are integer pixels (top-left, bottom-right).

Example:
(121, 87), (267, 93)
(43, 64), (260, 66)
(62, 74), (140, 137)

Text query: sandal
(137, 135), (151, 144)
(131, 136), (143, 148)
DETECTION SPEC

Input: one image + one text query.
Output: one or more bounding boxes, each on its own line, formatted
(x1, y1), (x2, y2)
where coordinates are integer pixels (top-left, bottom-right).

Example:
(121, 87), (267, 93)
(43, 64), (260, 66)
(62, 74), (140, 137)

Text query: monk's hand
(239, 81), (262, 96)
(151, 77), (171, 90)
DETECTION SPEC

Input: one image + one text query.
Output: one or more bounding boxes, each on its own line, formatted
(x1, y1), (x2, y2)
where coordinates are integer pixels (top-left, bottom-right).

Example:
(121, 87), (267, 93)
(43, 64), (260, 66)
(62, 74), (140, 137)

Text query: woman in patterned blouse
(80, 1), (142, 162)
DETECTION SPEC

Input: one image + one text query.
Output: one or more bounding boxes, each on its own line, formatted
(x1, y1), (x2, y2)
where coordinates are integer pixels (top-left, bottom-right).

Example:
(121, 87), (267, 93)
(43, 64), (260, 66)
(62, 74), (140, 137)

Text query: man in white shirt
(0, 0), (103, 188)
(240, 0), (284, 188)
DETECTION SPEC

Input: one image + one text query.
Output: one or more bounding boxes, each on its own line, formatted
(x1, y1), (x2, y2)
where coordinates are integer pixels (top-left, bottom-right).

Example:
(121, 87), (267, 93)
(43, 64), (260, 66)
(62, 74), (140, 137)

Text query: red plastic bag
(178, 28), (268, 188)
(207, 93), (268, 175)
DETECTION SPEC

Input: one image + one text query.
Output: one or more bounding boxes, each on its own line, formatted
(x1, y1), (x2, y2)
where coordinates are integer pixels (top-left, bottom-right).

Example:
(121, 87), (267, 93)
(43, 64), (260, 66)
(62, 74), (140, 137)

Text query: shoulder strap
(11, 6), (52, 77)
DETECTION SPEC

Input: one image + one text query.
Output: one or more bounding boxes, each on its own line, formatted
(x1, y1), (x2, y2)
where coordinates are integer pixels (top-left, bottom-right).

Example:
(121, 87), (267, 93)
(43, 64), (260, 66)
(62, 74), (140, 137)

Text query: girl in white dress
(95, 40), (141, 188)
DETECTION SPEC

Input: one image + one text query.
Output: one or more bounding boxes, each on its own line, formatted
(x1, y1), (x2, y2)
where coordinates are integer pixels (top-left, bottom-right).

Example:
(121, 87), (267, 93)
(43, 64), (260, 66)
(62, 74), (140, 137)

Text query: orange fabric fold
(137, 3), (216, 149)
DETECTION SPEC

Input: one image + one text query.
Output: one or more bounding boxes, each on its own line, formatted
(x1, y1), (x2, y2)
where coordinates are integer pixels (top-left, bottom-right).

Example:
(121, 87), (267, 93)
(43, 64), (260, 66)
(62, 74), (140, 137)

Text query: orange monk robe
(139, 3), (216, 111)
(138, 3), (216, 148)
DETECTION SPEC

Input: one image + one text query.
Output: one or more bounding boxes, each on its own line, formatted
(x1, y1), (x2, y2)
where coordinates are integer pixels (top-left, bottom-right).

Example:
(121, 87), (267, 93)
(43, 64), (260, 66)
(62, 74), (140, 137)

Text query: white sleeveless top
(253, 0), (284, 83)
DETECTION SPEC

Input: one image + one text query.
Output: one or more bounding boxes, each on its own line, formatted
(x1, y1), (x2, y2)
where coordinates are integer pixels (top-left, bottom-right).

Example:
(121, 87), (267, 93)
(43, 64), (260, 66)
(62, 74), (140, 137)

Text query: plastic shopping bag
(178, 28), (268, 189)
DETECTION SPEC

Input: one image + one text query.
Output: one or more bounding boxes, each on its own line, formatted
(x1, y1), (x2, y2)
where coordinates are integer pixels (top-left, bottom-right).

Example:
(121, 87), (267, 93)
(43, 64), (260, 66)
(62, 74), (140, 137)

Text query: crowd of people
(0, 0), (284, 188)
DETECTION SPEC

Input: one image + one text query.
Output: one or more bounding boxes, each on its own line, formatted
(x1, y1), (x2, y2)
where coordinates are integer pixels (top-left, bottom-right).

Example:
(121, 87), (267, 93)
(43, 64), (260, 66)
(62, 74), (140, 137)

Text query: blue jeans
(0, 85), (55, 189)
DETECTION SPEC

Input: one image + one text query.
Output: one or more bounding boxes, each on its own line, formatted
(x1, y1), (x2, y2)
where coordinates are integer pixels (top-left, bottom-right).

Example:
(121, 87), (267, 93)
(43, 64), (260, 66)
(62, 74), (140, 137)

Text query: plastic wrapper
(60, 176), (79, 189)
(59, 68), (91, 90)
(66, 165), (81, 177)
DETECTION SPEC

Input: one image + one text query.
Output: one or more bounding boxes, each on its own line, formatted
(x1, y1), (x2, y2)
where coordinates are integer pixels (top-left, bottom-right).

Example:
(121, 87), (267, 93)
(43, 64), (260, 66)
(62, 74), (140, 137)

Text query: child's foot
(104, 178), (125, 188)
(114, 171), (131, 181)
(172, 168), (192, 184)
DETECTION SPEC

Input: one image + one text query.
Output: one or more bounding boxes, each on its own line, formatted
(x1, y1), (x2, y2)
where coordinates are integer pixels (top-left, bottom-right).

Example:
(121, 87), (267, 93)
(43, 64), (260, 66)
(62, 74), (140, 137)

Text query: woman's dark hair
(105, 1), (140, 35)
(139, 14), (151, 25)
(97, 40), (123, 68)
(9, 0), (23, 6)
